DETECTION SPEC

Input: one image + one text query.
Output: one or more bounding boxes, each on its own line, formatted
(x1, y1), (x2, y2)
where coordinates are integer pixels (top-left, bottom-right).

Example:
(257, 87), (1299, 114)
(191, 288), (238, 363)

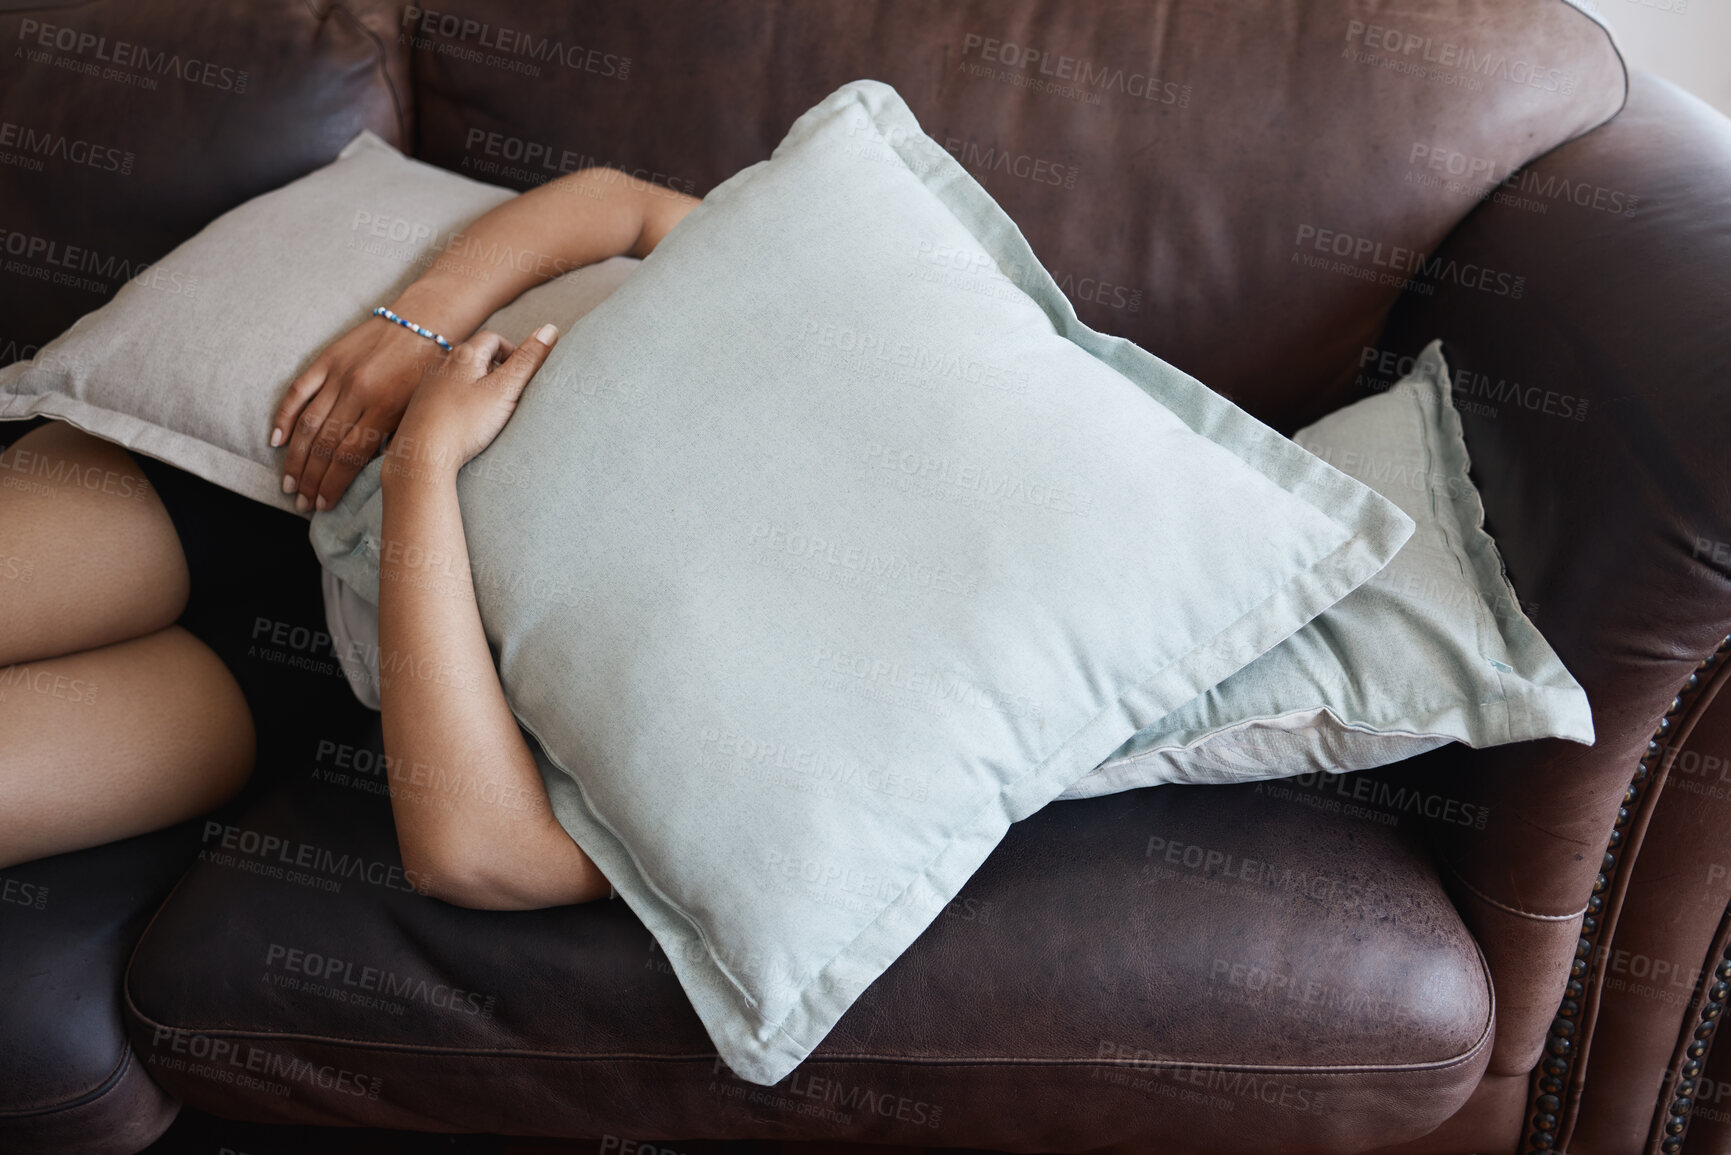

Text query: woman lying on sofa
(0, 168), (699, 898)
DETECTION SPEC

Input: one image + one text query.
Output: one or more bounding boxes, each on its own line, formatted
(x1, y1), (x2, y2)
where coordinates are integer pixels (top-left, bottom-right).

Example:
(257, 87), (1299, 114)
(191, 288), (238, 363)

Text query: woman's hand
(271, 310), (450, 512)
(271, 164), (698, 514)
(383, 323), (560, 487)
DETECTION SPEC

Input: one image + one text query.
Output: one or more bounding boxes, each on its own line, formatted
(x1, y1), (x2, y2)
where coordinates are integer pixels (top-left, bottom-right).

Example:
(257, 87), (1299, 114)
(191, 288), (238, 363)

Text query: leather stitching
(1547, 0), (1631, 125)
(0, 1046), (132, 1120)
(123, 981), (1495, 1078)
(1443, 856), (1589, 922)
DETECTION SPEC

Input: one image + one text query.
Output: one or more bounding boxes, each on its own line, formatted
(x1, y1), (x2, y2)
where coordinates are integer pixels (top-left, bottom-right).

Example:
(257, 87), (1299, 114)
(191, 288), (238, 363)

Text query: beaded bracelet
(371, 305), (453, 352)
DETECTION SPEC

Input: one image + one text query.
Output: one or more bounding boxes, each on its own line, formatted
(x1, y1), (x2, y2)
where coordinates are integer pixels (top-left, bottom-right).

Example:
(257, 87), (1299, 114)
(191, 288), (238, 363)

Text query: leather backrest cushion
(0, 0), (407, 355)
(400, 0), (1625, 430)
(1, 0), (1626, 426)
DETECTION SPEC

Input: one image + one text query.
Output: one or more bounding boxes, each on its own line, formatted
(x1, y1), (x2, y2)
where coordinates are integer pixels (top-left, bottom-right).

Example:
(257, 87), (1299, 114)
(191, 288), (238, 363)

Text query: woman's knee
(147, 625), (256, 804)
(0, 423), (190, 665)
(0, 625), (254, 867)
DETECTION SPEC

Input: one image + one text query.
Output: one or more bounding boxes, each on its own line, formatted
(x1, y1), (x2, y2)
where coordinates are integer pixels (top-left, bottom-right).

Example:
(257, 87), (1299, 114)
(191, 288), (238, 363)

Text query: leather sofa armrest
(1376, 70), (1731, 1075)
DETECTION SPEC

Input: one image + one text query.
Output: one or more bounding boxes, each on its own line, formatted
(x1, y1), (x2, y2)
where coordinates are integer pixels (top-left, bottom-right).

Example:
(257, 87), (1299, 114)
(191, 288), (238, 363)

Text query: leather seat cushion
(0, 822), (191, 1155)
(125, 745), (1493, 1152)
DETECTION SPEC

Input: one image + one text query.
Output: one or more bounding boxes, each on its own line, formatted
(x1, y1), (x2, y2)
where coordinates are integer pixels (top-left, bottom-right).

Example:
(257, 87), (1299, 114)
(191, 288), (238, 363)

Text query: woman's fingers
(279, 381), (343, 499)
(271, 360), (328, 451)
(447, 330), (511, 381)
(485, 324), (559, 400)
(312, 410), (389, 511)
(296, 391), (369, 511)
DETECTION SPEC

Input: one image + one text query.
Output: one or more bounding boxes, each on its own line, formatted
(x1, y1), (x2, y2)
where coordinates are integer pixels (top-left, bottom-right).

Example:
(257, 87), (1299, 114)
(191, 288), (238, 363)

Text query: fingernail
(270, 427), (284, 448)
(282, 474), (297, 494)
(295, 494), (310, 513)
(315, 495), (328, 512)
(534, 322), (558, 344)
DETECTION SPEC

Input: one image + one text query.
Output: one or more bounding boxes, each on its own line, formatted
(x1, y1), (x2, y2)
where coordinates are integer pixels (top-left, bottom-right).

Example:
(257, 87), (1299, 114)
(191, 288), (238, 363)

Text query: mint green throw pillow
(313, 79), (1413, 1085)
(1062, 340), (1593, 799)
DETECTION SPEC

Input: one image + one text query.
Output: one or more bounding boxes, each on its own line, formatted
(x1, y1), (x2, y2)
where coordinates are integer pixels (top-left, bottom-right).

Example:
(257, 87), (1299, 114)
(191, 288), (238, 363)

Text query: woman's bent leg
(0, 421), (190, 667)
(0, 625), (255, 869)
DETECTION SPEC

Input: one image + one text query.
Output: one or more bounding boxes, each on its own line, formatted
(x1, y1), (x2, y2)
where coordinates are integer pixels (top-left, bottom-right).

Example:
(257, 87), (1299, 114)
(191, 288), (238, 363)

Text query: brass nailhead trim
(1523, 635), (1731, 1154)
(1654, 907), (1731, 1153)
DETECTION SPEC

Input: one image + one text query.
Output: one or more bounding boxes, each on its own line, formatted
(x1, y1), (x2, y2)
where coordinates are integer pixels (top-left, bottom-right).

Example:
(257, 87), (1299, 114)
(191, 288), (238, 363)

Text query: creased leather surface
(1580, 674), (1731, 1153)
(7, 0), (1717, 1150)
(400, 0), (1624, 432)
(126, 762), (1491, 1149)
(0, 0), (406, 355)
(1379, 71), (1731, 1084)
(0, 821), (189, 1152)
(1684, 849), (1731, 1155)
(1359, 1071), (1529, 1155)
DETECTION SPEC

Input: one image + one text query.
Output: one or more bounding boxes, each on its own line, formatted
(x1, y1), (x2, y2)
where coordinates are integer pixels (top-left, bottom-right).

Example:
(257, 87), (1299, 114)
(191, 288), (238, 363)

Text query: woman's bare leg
(0, 626), (255, 868)
(0, 422), (254, 868)
(0, 420), (189, 666)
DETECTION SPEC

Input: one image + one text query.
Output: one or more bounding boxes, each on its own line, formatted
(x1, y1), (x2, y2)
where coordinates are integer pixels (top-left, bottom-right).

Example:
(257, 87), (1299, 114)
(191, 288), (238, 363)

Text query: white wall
(1580, 0), (1731, 118)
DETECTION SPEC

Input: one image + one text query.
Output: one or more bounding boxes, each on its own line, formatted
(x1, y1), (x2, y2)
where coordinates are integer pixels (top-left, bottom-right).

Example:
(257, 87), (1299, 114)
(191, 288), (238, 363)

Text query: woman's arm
(377, 327), (604, 909)
(274, 168), (700, 513)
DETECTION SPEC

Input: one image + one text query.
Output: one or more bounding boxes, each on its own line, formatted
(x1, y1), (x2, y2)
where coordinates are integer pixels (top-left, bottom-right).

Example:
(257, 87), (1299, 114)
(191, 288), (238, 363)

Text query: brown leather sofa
(2, 1), (1728, 1152)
